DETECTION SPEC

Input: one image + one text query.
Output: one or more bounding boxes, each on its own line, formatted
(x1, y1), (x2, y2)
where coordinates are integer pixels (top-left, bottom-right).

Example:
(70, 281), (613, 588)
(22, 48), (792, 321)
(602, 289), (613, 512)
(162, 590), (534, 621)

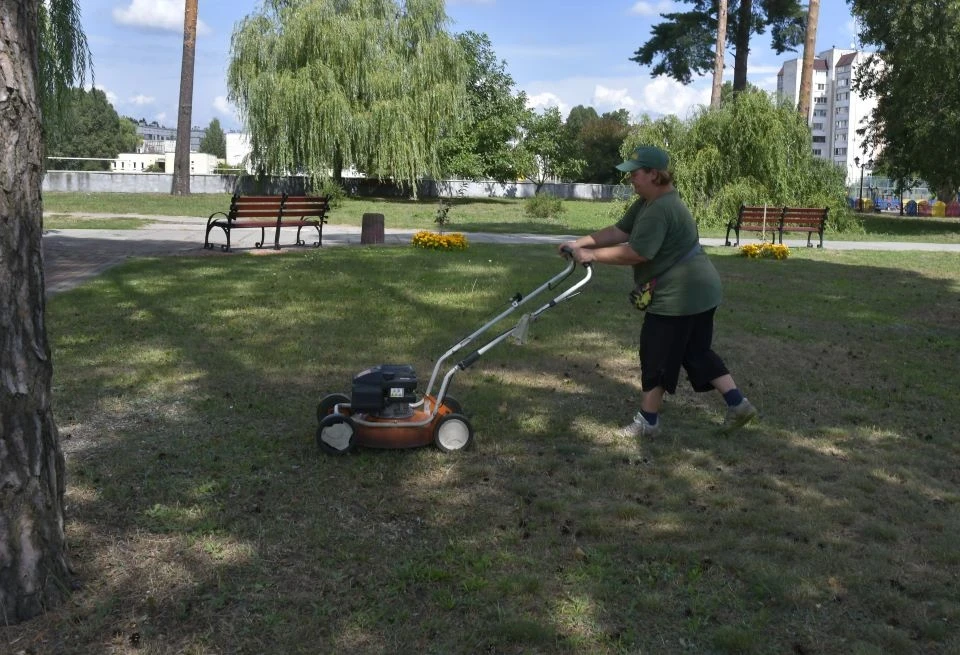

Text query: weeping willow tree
(1, 0), (90, 622)
(622, 91), (854, 231)
(228, 0), (468, 190)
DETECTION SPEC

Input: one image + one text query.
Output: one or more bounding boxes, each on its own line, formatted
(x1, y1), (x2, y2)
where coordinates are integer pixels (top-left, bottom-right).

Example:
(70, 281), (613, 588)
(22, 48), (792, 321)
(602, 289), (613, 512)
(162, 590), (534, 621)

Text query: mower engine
(351, 365), (418, 418)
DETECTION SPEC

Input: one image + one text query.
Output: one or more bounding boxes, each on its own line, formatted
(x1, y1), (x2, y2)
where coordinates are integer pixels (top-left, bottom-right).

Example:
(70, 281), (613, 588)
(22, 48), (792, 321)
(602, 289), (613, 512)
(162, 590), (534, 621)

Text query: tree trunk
(172, 0), (198, 195)
(711, 0), (729, 107)
(732, 0), (752, 91)
(797, 0), (821, 119)
(0, 0), (72, 622)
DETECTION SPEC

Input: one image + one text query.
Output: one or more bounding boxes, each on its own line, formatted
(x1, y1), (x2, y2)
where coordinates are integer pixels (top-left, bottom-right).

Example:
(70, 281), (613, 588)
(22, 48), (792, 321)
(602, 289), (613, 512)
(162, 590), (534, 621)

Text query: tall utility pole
(797, 0), (821, 120)
(710, 0), (728, 107)
(172, 0), (198, 195)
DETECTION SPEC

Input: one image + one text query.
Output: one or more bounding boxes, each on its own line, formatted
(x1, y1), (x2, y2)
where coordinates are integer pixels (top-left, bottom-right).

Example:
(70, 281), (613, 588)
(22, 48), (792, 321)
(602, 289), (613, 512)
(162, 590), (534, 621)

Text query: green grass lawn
(42, 191), (960, 243)
(7, 243), (958, 654)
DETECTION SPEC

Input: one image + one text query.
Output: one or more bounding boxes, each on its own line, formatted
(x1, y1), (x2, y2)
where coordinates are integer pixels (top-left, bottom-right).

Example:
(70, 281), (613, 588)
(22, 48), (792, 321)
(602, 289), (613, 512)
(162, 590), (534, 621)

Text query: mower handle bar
(422, 254), (582, 401)
(431, 261), (593, 406)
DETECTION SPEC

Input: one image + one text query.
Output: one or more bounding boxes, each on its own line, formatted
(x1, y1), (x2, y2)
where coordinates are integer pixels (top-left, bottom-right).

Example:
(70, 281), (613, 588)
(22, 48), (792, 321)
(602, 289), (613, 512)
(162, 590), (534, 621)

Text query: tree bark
(172, 0), (198, 195)
(711, 0), (729, 107)
(797, 0), (821, 119)
(0, 0), (72, 622)
(732, 0), (752, 91)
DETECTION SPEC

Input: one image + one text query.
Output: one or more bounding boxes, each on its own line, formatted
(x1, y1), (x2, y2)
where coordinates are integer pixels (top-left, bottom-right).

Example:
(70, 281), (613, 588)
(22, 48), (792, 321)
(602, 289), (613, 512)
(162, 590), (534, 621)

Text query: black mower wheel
(433, 413), (474, 453)
(317, 393), (350, 423)
(317, 414), (357, 455)
(441, 395), (463, 415)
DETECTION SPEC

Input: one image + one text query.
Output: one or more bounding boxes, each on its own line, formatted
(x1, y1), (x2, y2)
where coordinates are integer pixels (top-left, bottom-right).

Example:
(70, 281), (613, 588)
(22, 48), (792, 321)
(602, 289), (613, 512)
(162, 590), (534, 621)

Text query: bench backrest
(229, 195), (285, 220)
(227, 194), (330, 221)
(280, 195), (330, 219)
(738, 205), (828, 227)
(780, 206), (828, 227)
(737, 206), (782, 225)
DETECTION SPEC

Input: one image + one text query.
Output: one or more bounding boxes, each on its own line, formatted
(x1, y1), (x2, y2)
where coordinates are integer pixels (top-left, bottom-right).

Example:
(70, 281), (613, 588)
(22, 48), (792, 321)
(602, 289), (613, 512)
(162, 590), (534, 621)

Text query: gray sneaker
(618, 412), (661, 438)
(721, 398), (758, 433)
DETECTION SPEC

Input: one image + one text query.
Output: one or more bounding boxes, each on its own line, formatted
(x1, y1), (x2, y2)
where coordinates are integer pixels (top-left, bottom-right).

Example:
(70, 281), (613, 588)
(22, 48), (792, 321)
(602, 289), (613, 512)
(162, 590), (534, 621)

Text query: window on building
(813, 149), (822, 156)
(836, 119), (848, 129)
(815, 97), (827, 104)
(837, 78), (848, 88)
(816, 83), (825, 91)
(812, 122), (823, 130)
(813, 136), (826, 143)
(834, 147), (847, 156)
(814, 109), (827, 117)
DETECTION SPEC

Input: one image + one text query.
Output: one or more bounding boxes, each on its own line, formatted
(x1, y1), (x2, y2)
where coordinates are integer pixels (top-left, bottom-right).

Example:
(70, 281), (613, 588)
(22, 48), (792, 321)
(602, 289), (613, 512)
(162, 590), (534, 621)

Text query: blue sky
(78, 0), (860, 132)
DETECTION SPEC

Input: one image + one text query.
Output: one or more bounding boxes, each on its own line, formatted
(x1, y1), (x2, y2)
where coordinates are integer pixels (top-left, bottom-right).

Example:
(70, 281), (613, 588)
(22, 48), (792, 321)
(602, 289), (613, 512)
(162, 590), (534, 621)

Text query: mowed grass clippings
(4, 244), (959, 654)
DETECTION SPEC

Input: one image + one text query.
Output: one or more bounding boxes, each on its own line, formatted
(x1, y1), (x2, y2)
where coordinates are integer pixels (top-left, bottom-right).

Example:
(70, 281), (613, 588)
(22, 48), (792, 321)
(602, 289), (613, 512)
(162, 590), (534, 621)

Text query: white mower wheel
(317, 393), (350, 423)
(317, 414), (357, 455)
(433, 413), (474, 453)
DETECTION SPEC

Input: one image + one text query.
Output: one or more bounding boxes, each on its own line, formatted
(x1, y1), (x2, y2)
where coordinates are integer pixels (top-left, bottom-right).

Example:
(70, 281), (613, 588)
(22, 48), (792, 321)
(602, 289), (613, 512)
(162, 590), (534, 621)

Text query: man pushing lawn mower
(560, 145), (758, 438)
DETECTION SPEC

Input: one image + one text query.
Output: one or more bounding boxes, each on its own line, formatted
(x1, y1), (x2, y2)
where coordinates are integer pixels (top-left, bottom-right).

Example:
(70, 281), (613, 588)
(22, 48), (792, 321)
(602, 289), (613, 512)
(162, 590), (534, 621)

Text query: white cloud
(112, 0), (211, 36)
(638, 77), (710, 117)
(130, 94), (155, 106)
(629, 1), (677, 17)
(593, 85), (638, 111)
(526, 92), (567, 115)
(213, 96), (242, 126)
(213, 96), (233, 115)
(91, 84), (117, 105)
(521, 74), (711, 122)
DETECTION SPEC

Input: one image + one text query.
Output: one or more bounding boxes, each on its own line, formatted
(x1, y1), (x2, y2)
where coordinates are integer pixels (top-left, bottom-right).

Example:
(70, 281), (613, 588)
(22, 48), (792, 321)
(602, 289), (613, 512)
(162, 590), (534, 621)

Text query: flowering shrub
(411, 230), (468, 250)
(739, 243), (790, 260)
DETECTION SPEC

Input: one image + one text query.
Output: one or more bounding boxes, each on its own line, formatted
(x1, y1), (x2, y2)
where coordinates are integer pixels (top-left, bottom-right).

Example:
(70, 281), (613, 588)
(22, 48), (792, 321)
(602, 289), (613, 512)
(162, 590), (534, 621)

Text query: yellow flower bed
(411, 230), (468, 250)
(739, 243), (790, 260)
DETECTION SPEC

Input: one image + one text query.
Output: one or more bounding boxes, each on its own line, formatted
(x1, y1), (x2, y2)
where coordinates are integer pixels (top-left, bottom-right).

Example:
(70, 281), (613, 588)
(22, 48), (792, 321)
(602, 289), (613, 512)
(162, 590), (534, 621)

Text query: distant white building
(134, 120), (206, 154)
(112, 152), (163, 172)
(111, 151), (219, 174)
(778, 48), (881, 186)
(226, 132), (252, 170)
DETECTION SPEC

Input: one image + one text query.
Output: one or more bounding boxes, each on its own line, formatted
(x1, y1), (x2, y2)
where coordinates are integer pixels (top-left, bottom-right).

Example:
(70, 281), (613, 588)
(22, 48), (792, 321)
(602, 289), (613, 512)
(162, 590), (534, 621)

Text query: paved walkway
(42, 212), (960, 295)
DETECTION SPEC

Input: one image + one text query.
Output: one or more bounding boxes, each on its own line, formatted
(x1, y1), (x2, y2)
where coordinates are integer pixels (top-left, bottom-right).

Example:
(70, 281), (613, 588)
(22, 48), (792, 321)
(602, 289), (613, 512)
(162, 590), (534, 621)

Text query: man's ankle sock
(640, 410), (658, 425)
(723, 389), (744, 407)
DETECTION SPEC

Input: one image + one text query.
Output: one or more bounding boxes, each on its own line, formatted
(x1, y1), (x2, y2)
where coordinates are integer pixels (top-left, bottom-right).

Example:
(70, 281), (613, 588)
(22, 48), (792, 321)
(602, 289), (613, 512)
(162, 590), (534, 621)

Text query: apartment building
(777, 48), (879, 187)
(134, 119), (206, 154)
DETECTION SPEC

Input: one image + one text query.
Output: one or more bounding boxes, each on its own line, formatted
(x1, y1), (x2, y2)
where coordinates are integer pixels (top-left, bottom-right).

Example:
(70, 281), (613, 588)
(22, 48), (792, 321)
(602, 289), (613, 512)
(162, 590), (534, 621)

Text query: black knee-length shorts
(638, 307), (729, 394)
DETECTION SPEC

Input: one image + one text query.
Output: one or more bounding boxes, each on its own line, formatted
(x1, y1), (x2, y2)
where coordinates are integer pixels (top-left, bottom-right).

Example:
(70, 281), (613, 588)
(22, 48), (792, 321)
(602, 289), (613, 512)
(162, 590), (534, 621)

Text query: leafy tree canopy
(849, 0), (960, 200)
(565, 106), (632, 185)
(200, 118), (227, 159)
(517, 107), (585, 191)
(631, 0), (805, 90)
(228, 0), (468, 189)
(44, 87), (139, 170)
(437, 31), (529, 183)
(622, 90), (853, 230)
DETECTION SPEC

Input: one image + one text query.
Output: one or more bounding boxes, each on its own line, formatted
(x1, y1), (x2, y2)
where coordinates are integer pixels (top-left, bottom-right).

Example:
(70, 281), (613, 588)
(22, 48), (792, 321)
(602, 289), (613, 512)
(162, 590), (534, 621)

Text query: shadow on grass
(9, 245), (959, 654)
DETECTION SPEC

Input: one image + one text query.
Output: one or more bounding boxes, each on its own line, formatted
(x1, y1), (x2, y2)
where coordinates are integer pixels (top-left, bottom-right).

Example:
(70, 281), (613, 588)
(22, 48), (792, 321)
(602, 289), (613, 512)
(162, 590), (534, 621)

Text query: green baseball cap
(615, 146), (670, 172)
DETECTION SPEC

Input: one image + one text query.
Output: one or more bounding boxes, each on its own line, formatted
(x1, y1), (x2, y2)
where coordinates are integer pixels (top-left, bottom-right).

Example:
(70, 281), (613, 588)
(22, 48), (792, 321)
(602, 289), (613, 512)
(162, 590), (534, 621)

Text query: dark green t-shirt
(615, 191), (722, 316)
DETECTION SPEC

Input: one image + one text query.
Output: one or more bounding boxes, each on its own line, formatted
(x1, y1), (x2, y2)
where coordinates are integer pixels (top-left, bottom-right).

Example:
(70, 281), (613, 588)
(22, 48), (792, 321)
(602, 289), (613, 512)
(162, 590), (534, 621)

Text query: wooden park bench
(203, 194), (330, 252)
(725, 205), (829, 248)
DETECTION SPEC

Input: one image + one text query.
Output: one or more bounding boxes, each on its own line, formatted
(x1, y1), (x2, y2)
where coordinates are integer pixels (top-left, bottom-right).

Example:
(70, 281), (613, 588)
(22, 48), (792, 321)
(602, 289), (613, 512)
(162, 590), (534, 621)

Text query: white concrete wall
(42, 171), (631, 200)
(43, 171), (237, 194)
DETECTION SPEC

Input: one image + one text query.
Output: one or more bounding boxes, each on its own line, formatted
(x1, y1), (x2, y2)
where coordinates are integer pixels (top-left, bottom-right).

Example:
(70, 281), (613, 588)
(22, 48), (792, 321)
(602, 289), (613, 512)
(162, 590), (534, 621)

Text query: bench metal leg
(725, 225), (739, 246)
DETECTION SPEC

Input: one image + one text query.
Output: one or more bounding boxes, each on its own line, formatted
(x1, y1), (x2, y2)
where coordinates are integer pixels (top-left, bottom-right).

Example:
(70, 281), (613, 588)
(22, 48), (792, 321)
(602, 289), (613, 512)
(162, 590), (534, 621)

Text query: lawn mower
(316, 248), (592, 455)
